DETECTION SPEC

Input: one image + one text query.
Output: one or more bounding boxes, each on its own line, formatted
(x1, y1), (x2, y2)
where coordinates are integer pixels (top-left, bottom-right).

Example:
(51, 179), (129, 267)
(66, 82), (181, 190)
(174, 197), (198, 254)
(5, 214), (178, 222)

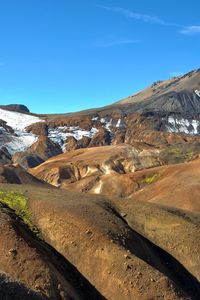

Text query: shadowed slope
(0, 184), (197, 299)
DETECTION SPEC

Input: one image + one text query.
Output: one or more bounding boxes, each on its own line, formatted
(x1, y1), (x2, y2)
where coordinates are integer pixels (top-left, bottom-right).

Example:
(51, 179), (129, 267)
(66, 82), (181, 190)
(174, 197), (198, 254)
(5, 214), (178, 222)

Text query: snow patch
(92, 116), (99, 121)
(195, 90), (200, 97)
(100, 118), (114, 142)
(0, 109), (43, 155)
(48, 126), (99, 151)
(2, 134), (38, 155)
(100, 118), (106, 124)
(166, 116), (200, 135)
(116, 119), (122, 128)
(104, 119), (113, 132)
(0, 109), (43, 131)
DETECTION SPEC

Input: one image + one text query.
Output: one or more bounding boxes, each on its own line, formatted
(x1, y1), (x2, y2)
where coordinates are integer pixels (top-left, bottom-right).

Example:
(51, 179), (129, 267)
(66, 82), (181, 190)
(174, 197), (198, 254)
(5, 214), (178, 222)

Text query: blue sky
(0, 0), (200, 113)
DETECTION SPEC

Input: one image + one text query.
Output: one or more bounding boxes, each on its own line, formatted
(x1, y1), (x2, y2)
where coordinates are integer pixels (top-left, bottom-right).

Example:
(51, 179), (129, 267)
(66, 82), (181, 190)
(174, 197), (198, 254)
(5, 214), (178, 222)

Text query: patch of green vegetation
(141, 173), (160, 184)
(186, 150), (194, 160)
(0, 191), (40, 236)
(169, 147), (194, 160)
(169, 147), (182, 156)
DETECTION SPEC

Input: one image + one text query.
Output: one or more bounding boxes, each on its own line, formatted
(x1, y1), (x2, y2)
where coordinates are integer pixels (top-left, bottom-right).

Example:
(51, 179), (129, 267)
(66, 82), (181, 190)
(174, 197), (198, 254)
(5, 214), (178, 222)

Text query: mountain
(1, 68), (200, 299)
(116, 69), (200, 109)
(1, 69), (200, 170)
(0, 104), (30, 113)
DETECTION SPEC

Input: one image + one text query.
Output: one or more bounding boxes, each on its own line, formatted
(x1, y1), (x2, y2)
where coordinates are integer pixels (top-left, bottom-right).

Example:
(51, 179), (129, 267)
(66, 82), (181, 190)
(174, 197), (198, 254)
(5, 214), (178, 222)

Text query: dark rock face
(0, 273), (45, 300)
(12, 136), (62, 169)
(116, 90), (200, 116)
(64, 136), (78, 152)
(65, 136), (91, 152)
(0, 147), (12, 164)
(0, 104), (30, 113)
(89, 128), (111, 147)
(0, 164), (44, 184)
(30, 136), (62, 160)
(12, 152), (44, 169)
(0, 119), (15, 134)
(26, 122), (48, 136)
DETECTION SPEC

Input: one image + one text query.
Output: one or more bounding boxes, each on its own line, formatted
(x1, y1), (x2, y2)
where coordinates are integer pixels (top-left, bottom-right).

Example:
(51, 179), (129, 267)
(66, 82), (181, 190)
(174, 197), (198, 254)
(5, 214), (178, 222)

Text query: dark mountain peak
(0, 104), (30, 113)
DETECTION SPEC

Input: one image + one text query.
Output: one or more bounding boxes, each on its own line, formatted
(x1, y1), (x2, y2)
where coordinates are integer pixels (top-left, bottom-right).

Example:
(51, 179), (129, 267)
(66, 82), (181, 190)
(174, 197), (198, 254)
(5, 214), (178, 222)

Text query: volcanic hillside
(0, 183), (200, 299)
(0, 69), (200, 169)
(1, 68), (200, 299)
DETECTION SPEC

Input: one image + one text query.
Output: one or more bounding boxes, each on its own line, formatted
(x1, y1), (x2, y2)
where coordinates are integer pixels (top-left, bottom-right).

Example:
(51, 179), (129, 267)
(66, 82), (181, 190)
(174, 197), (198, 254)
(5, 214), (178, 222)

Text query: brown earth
(1, 68), (200, 299)
(130, 157), (200, 212)
(29, 145), (162, 190)
(1, 183), (200, 299)
(29, 144), (200, 206)
(0, 192), (106, 300)
(0, 164), (46, 185)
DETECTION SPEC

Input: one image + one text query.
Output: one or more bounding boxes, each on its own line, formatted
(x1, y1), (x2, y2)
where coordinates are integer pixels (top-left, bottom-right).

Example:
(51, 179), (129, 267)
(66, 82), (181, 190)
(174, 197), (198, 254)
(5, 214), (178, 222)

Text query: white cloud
(95, 39), (139, 48)
(98, 5), (200, 37)
(98, 5), (179, 27)
(180, 26), (200, 35)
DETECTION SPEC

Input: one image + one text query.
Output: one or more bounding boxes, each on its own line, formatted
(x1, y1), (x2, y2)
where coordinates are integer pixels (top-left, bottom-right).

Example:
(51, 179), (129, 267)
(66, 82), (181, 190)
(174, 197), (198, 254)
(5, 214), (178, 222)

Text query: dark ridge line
(101, 202), (200, 300)
(0, 204), (106, 300)
(0, 273), (46, 300)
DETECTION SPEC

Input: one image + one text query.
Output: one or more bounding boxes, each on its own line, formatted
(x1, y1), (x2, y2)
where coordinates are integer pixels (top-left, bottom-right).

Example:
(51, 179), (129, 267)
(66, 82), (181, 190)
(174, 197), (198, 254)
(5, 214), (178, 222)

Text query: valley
(0, 69), (200, 299)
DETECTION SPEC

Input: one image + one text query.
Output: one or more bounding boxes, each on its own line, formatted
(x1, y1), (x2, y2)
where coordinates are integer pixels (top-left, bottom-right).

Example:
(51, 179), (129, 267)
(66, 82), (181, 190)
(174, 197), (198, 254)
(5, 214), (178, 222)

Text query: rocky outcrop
(30, 142), (200, 198)
(65, 136), (91, 152)
(12, 136), (62, 169)
(89, 128), (111, 147)
(12, 152), (44, 169)
(0, 104), (30, 113)
(0, 147), (12, 164)
(0, 119), (15, 135)
(26, 122), (48, 136)
(0, 164), (45, 185)
(30, 136), (62, 160)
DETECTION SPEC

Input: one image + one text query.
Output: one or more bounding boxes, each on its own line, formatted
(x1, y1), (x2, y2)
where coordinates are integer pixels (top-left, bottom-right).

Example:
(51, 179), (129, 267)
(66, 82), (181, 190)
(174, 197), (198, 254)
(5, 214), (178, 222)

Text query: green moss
(186, 150), (194, 160)
(0, 191), (39, 236)
(168, 147), (195, 160)
(141, 173), (160, 184)
(169, 148), (182, 156)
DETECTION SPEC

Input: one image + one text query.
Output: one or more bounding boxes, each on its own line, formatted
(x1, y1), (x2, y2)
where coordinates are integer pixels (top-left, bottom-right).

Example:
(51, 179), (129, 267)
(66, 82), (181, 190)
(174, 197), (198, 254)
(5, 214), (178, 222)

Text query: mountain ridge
(1, 67), (200, 299)
(1, 68), (200, 116)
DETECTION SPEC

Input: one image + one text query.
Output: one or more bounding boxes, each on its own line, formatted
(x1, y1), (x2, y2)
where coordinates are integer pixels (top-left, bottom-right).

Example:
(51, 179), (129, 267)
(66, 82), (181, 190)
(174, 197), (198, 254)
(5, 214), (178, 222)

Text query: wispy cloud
(95, 39), (140, 48)
(179, 26), (200, 35)
(98, 5), (179, 27)
(98, 5), (200, 36)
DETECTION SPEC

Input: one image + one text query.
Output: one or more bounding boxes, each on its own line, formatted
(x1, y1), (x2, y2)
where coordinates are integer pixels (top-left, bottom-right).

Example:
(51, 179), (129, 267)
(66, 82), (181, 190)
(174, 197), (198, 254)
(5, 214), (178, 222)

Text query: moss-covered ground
(0, 191), (40, 236)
